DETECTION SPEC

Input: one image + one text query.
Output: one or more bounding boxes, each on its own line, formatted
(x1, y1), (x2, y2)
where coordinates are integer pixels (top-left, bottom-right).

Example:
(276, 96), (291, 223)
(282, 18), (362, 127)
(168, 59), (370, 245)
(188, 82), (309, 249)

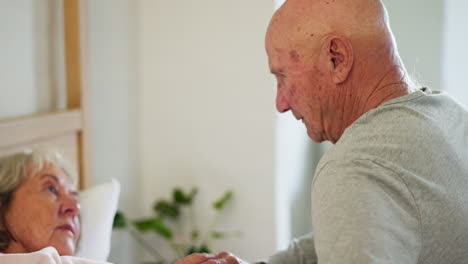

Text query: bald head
(266, 0), (413, 143)
(267, 0), (396, 60)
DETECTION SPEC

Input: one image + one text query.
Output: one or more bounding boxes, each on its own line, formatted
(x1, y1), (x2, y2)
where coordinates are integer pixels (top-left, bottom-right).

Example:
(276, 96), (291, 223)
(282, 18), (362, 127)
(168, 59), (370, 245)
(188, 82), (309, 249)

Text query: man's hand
(176, 251), (250, 264)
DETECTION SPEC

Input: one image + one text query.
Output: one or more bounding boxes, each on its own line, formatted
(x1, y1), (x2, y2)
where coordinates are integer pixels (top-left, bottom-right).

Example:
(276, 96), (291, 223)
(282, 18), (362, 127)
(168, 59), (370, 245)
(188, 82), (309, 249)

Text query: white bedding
(76, 179), (120, 261)
(0, 247), (112, 264)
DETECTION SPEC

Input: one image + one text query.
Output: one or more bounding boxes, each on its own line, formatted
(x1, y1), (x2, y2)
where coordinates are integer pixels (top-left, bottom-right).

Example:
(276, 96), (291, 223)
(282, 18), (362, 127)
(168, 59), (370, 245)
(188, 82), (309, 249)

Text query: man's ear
(324, 36), (354, 84)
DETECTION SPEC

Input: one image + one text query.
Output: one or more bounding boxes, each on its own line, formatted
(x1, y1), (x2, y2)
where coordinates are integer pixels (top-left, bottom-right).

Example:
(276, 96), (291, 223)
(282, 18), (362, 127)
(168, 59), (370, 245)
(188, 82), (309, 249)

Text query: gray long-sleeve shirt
(266, 88), (468, 264)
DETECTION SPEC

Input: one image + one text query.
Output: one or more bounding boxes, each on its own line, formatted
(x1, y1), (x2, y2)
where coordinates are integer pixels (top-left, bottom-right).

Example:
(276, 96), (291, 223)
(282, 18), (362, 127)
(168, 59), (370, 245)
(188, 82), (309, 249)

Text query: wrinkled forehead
(265, 32), (287, 72)
(27, 162), (77, 189)
(266, 21), (321, 72)
(265, 17), (297, 60)
(265, 27), (285, 59)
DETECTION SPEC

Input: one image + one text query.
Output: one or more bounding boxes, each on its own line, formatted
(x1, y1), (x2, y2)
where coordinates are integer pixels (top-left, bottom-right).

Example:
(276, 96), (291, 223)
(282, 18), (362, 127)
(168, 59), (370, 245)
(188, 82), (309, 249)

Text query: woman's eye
(48, 185), (58, 195)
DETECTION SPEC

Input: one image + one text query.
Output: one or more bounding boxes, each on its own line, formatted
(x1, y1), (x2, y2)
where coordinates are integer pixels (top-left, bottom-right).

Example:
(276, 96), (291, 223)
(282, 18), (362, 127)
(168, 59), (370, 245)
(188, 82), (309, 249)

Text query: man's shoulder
(336, 90), (464, 152)
(317, 90), (468, 177)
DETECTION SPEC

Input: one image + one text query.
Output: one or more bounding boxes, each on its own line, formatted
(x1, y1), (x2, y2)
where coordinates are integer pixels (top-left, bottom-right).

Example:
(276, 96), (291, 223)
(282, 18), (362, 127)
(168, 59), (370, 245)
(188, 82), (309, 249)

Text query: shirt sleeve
(312, 159), (422, 264)
(257, 233), (318, 264)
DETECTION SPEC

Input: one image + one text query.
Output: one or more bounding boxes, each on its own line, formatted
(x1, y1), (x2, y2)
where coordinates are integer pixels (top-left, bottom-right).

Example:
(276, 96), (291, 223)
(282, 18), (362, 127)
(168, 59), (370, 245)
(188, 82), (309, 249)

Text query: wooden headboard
(0, 0), (91, 189)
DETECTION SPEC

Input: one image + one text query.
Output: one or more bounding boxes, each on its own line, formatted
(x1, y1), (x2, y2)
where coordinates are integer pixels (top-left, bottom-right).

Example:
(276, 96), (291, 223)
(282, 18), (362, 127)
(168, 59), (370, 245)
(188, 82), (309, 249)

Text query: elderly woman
(0, 149), (110, 264)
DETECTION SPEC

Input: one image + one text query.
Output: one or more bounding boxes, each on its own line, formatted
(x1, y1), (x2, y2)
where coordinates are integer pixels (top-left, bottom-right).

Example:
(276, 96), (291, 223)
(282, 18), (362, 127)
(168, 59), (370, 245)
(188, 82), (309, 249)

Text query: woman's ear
(325, 35), (354, 84)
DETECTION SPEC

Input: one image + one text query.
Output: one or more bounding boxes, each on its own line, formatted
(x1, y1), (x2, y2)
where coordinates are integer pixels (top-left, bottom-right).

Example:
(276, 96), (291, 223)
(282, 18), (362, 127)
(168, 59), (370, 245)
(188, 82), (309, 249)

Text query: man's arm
(258, 233), (317, 264)
(312, 159), (422, 263)
(176, 230), (318, 264)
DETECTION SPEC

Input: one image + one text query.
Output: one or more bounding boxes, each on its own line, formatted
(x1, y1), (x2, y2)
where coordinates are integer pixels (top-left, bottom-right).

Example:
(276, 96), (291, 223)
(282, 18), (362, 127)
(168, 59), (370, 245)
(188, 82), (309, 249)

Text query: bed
(0, 1), (119, 262)
(0, 0), (91, 189)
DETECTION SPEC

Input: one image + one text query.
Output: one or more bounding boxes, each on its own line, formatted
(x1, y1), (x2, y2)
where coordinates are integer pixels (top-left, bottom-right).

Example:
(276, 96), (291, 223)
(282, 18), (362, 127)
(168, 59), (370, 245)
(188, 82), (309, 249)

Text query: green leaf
(152, 218), (173, 239)
(199, 244), (211, 253)
(173, 188), (191, 204)
(211, 231), (226, 239)
(153, 200), (179, 218)
(185, 245), (211, 256)
(133, 218), (173, 240)
(191, 230), (199, 240)
(185, 246), (197, 256)
(134, 218), (158, 232)
(213, 191), (233, 211)
(173, 187), (198, 205)
(112, 211), (127, 228)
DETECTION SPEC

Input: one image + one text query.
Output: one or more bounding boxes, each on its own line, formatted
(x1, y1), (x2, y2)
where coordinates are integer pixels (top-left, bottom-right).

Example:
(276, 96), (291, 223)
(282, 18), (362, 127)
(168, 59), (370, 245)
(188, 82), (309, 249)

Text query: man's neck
(341, 65), (413, 133)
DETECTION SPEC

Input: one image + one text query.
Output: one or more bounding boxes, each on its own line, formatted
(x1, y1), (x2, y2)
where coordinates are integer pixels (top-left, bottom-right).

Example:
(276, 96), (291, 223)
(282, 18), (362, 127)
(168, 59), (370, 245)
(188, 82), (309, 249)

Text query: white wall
(0, 0), (36, 120)
(443, 0), (468, 107)
(384, 0), (444, 89)
(0, 0), (65, 120)
(137, 0), (277, 261)
(82, 0), (140, 263)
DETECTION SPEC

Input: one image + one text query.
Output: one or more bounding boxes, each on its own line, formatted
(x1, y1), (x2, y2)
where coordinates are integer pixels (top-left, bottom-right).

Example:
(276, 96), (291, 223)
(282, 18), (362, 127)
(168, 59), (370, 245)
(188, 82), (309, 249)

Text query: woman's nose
(60, 196), (80, 217)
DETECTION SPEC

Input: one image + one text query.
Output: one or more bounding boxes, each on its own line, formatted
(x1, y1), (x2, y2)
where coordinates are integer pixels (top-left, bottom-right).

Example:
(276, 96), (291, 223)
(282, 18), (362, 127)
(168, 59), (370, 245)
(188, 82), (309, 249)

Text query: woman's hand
(176, 252), (249, 264)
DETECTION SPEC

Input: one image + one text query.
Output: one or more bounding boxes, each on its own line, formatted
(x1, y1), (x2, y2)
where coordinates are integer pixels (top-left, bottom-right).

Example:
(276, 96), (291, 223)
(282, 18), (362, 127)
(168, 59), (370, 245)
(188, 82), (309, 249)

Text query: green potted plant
(113, 187), (238, 264)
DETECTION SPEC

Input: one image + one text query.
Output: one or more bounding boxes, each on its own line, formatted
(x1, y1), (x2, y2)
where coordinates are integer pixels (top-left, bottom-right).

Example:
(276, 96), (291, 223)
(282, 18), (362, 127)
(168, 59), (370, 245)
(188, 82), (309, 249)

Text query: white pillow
(75, 179), (120, 261)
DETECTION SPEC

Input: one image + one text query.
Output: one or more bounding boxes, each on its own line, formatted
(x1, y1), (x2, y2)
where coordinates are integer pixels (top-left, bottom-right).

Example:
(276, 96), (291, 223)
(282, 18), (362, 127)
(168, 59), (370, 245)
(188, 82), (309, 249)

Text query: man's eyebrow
(270, 69), (285, 76)
(270, 67), (282, 74)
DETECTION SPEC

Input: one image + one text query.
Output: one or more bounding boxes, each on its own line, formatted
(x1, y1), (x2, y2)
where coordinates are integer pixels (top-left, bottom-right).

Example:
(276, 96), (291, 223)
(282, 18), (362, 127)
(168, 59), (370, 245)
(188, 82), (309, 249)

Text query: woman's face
(4, 164), (80, 255)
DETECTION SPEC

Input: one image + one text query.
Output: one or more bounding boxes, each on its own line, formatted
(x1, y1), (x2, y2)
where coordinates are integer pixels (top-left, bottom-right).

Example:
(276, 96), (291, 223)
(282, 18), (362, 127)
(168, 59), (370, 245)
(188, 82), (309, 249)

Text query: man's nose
(276, 89), (290, 113)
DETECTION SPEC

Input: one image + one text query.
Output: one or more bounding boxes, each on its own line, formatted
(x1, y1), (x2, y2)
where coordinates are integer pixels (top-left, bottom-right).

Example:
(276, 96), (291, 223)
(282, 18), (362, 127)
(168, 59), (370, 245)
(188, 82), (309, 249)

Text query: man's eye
(278, 76), (287, 85)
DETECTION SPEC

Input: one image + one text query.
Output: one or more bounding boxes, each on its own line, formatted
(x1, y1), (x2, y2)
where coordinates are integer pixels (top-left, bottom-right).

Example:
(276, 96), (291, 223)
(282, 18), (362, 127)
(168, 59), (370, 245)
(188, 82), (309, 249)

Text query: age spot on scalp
(289, 50), (300, 63)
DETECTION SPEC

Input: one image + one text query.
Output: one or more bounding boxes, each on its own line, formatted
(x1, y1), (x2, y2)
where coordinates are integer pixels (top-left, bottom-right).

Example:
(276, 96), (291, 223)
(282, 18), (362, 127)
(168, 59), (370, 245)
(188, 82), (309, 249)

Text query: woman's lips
(57, 224), (75, 235)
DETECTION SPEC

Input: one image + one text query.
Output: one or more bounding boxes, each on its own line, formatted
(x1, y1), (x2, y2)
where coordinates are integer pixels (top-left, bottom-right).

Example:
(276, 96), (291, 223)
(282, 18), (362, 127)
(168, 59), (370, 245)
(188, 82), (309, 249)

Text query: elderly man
(177, 0), (468, 263)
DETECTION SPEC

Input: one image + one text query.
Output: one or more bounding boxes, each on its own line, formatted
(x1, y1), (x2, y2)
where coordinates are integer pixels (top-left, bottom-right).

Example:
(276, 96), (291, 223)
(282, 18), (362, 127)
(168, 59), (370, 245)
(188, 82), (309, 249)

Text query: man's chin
(307, 128), (325, 143)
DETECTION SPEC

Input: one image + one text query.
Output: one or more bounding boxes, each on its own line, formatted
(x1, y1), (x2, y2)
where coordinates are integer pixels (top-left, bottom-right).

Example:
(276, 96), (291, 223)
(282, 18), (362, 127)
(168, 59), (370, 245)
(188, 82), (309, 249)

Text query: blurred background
(1, 0), (467, 263)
